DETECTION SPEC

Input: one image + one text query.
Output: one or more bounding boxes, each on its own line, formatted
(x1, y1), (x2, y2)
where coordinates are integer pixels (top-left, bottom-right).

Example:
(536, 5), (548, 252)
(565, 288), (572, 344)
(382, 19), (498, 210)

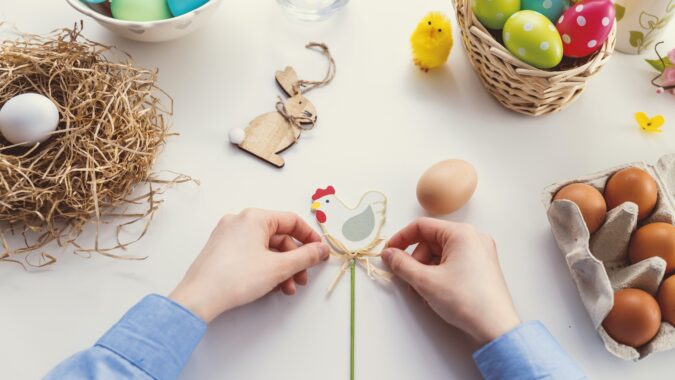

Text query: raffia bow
(275, 97), (316, 131)
(324, 234), (393, 294)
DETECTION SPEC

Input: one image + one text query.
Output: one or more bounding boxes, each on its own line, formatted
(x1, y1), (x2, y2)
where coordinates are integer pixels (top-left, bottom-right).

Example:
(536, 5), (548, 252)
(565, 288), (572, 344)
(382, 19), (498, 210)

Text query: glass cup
(277, 0), (350, 21)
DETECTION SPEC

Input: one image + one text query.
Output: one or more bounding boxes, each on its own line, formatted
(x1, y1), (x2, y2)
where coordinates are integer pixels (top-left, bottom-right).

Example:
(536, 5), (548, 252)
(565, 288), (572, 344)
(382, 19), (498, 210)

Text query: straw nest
(0, 24), (188, 267)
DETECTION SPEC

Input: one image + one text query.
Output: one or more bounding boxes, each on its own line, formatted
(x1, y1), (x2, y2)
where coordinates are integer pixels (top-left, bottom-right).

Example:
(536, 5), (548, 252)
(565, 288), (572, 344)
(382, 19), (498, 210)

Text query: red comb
(312, 186), (335, 200)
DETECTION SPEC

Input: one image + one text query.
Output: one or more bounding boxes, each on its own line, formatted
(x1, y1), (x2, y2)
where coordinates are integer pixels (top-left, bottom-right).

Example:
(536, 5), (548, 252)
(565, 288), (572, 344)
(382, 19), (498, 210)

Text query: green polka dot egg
(473, 0), (521, 30)
(503, 10), (563, 69)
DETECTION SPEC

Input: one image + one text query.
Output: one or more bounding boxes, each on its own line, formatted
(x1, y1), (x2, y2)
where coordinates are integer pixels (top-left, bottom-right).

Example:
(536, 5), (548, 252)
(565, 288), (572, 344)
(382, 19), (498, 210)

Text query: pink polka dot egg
(556, 0), (615, 58)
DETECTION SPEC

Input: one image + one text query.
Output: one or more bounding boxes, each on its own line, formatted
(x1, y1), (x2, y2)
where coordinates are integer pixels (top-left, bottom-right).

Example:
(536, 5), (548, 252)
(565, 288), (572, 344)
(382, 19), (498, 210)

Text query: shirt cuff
(96, 294), (207, 380)
(473, 321), (586, 380)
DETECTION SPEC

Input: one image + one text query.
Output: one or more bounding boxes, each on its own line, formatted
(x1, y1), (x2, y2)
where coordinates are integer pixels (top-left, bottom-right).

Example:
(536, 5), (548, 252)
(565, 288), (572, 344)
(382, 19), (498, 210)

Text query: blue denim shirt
(44, 295), (586, 380)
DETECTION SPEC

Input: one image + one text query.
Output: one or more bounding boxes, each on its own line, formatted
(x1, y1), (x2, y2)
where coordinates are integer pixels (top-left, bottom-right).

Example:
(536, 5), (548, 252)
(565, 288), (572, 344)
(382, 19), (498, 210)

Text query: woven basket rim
(453, 0), (616, 78)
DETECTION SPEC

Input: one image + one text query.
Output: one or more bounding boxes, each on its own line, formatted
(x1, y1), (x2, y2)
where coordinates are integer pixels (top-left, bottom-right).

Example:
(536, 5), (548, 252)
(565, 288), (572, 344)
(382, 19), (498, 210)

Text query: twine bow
(324, 234), (393, 294)
(275, 97), (316, 131)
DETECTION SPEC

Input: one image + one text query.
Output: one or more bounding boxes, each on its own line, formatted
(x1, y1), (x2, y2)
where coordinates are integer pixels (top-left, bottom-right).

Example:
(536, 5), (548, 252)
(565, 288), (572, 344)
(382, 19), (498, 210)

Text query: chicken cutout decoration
(310, 186), (392, 293)
(310, 186), (392, 380)
(228, 42), (336, 168)
(311, 186), (387, 252)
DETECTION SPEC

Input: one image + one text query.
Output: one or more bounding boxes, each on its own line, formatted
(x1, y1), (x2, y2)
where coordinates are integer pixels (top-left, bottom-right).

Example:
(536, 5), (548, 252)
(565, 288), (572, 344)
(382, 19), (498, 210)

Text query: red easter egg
(556, 0), (614, 58)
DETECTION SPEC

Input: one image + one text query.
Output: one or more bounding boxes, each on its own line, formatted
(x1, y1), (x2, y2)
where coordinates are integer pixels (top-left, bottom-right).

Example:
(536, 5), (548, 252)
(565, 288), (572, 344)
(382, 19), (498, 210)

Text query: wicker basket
(454, 0), (616, 116)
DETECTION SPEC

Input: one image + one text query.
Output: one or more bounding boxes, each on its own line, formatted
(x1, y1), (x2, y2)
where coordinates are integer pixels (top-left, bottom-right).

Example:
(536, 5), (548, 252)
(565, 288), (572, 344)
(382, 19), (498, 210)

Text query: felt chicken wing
(310, 186), (387, 252)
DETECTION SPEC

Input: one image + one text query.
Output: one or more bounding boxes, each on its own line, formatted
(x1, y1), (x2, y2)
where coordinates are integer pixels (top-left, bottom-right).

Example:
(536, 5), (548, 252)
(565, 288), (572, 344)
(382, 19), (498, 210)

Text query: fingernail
(319, 243), (330, 260)
(382, 248), (394, 262)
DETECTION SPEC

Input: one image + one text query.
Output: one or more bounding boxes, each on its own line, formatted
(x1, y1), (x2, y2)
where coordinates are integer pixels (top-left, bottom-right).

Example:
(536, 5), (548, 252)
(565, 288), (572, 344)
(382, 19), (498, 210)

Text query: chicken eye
(325, 200), (330, 204)
(438, 28), (442, 32)
(427, 21), (431, 25)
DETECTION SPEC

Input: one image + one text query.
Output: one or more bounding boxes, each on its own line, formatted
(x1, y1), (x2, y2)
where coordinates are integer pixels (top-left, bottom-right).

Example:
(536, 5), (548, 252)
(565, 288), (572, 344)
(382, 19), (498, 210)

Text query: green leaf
(629, 31), (644, 48)
(615, 3), (625, 22)
(645, 58), (672, 72)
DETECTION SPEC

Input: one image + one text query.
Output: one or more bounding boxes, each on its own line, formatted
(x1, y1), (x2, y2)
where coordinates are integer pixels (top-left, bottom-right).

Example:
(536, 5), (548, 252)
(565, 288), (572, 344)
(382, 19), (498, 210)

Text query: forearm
(473, 321), (587, 380)
(44, 295), (207, 380)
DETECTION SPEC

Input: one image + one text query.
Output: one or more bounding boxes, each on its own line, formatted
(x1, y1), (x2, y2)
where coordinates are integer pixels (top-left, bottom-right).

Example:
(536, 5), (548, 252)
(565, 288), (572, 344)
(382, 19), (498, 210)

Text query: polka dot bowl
(453, 0), (616, 117)
(65, 0), (224, 42)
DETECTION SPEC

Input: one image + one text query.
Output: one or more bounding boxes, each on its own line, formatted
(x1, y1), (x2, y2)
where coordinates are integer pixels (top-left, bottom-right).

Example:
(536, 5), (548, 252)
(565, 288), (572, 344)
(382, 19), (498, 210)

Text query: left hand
(169, 208), (329, 323)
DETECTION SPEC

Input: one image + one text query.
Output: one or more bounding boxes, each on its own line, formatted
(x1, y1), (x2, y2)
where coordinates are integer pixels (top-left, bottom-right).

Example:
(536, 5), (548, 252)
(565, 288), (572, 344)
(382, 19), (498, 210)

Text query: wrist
(470, 312), (521, 346)
(169, 282), (220, 324)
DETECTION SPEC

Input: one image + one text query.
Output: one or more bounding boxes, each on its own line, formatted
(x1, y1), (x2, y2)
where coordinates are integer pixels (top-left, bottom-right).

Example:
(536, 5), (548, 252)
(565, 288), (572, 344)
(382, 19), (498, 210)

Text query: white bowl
(65, 0), (224, 42)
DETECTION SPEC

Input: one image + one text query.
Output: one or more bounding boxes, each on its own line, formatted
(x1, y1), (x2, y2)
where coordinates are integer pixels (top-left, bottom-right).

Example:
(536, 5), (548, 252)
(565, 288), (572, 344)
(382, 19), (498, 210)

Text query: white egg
(0, 93), (60, 145)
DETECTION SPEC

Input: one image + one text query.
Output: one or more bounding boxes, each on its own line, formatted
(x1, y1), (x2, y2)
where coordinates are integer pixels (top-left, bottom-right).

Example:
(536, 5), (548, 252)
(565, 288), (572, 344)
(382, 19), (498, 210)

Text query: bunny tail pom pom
(228, 128), (246, 145)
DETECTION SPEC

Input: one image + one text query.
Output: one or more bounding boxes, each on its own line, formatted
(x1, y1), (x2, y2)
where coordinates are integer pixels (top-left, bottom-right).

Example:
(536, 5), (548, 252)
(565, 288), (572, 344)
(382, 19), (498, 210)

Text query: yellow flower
(635, 112), (665, 133)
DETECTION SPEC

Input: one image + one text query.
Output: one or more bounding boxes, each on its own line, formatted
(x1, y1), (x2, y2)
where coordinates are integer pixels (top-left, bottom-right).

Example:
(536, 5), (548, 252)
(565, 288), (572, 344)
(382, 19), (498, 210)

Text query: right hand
(382, 218), (521, 345)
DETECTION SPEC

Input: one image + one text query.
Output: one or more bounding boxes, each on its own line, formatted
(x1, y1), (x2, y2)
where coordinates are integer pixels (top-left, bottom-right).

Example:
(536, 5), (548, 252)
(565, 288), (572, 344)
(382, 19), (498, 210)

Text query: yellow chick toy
(411, 12), (453, 72)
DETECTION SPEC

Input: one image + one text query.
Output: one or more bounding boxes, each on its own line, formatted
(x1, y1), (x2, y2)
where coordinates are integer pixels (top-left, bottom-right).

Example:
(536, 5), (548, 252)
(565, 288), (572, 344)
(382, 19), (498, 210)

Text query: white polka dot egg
(503, 10), (563, 69)
(556, 0), (615, 58)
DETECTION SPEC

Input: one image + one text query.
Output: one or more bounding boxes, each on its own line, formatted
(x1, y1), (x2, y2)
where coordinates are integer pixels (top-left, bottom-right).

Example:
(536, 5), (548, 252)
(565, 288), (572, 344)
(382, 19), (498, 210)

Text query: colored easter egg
(521, 0), (568, 23)
(503, 10), (563, 68)
(473, 0), (521, 30)
(111, 0), (172, 22)
(556, 0), (615, 58)
(168, 0), (209, 17)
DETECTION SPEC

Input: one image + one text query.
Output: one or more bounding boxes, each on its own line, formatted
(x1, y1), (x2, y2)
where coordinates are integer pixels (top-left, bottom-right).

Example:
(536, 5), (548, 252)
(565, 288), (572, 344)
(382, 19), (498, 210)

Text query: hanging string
(292, 42), (337, 95)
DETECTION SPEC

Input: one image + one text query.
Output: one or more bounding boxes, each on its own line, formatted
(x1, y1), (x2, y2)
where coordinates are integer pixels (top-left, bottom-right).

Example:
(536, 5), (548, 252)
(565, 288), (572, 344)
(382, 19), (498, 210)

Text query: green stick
(350, 259), (356, 380)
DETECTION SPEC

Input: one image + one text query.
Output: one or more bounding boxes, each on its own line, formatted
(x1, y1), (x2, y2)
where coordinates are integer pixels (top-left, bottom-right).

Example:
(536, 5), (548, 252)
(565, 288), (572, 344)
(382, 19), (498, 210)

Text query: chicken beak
(310, 201), (321, 211)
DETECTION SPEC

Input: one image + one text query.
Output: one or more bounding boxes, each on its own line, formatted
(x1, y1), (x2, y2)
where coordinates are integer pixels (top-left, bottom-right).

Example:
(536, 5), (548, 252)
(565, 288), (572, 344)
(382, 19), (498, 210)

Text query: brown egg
(658, 275), (675, 325)
(417, 159), (477, 215)
(604, 167), (658, 221)
(602, 288), (661, 347)
(553, 183), (607, 233)
(629, 223), (675, 272)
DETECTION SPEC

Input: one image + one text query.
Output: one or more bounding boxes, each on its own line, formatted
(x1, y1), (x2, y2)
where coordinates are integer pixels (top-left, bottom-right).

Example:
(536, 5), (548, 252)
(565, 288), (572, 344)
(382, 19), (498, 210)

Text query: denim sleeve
(44, 294), (207, 380)
(473, 321), (587, 380)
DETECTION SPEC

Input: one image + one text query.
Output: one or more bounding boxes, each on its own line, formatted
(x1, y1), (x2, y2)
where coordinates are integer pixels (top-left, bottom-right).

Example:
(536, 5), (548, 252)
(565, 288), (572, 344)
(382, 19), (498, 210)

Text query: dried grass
(0, 23), (190, 268)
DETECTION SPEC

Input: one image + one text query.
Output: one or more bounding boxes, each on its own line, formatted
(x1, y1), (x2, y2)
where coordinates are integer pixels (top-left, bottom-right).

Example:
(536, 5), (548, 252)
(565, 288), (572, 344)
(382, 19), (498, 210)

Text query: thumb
(279, 242), (330, 278)
(382, 248), (427, 287)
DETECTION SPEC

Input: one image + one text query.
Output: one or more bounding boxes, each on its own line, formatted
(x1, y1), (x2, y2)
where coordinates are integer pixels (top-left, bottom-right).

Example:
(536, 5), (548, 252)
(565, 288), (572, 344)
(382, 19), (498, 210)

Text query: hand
(382, 218), (520, 345)
(169, 208), (329, 323)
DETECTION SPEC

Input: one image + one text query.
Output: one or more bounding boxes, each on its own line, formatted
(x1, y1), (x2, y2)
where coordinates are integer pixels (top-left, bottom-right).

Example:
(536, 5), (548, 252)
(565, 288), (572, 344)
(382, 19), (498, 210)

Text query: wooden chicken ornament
(229, 43), (336, 168)
(310, 186), (392, 292)
(311, 186), (387, 252)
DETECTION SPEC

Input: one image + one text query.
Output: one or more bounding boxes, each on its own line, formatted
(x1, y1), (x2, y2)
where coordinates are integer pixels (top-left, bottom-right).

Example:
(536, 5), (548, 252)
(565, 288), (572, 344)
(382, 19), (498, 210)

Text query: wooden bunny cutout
(229, 43), (336, 168)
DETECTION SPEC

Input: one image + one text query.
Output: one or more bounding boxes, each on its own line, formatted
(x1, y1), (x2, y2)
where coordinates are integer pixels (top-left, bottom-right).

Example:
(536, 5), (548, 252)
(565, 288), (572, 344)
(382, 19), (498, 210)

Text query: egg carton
(542, 154), (675, 360)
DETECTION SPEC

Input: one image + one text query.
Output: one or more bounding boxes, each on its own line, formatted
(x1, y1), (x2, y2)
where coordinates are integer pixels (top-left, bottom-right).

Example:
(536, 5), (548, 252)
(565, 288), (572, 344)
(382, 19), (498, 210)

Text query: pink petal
(663, 67), (675, 86)
(668, 49), (675, 63)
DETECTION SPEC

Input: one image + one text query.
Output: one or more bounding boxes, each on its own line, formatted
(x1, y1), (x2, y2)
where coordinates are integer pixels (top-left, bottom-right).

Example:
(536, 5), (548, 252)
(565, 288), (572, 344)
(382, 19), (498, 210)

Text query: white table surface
(1, 1), (675, 379)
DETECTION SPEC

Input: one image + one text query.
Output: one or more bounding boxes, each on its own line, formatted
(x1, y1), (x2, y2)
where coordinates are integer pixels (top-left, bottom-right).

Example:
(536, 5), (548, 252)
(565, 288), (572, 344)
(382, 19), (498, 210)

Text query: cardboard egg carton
(542, 154), (675, 360)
